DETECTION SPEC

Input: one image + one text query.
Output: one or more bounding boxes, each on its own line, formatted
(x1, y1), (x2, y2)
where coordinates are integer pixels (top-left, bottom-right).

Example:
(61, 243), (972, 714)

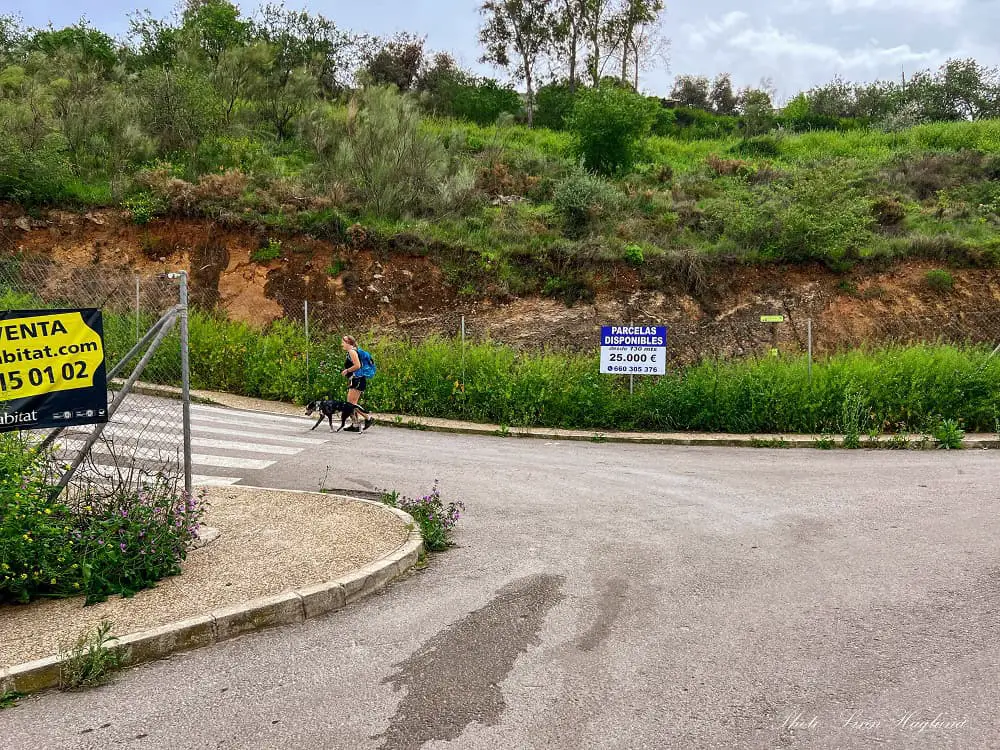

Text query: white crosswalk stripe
(76, 464), (242, 487)
(189, 404), (313, 427)
(60, 440), (278, 470)
(57, 402), (339, 486)
(65, 430), (303, 455)
(74, 423), (327, 446)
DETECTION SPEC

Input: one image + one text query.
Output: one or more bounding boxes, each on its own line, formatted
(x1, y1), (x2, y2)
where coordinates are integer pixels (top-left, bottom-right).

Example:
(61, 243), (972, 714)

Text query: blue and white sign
(600, 326), (667, 375)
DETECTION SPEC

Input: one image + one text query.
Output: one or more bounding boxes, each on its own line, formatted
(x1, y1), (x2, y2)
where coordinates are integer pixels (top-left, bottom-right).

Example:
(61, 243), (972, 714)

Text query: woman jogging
(340, 335), (376, 432)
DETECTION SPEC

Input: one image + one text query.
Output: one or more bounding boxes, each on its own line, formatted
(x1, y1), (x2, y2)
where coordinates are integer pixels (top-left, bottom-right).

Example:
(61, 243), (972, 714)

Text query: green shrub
(451, 79), (522, 125)
(0, 435), (79, 603)
(623, 243), (645, 266)
(703, 163), (874, 267)
(0, 434), (207, 606)
(660, 106), (740, 140)
(534, 81), (577, 130)
(338, 86), (448, 217)
(378, 481), (464, 551)
(933, 418), (964, 449)
(924, 269), (955, 292)
(567, 83), (659, 175)
(60, 620), (123, 690)
(552, 168), (623, 237)
(252, 237), (283, 263)
(729, 135), (782, 158)
(121, 192), (164, 225)
(0, 132), (74, 204)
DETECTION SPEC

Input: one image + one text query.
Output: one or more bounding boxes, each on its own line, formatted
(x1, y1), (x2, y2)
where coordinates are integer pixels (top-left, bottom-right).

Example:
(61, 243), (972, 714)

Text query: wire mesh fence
(5, 251), (996, 438)
(0, 258), (187, 503)
(298, 298), (1000, 374)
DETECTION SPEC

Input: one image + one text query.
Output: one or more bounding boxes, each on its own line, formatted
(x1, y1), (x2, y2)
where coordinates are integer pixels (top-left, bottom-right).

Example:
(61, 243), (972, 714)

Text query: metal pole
(178, 271), (193, 498)
(461, 315), (466, 387)
(629, 319), (634, 395)
(807, 318), (813, 383)
(304, 300), (310, 396)
(135, 275), (141, 347)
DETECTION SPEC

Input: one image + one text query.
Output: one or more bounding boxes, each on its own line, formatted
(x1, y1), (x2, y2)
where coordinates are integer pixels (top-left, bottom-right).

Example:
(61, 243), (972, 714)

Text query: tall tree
(552, 0), (585, 91)
(179, 0), (250, 67)
(252, 4), (370, 96)
(623, 7), (669, 89)
(709, 73), (737, 115)
(0, 15), (25, 62)
(479, 0), (552, 126)
(738, 85), (774, 135)
(24, 21), (119, 74)
(577, 0), (618, 87)
(126, 11), (181, 69)
(363, 32), (425, 91)
(670, 74), (710, 109)
(609, 0), (663, 87)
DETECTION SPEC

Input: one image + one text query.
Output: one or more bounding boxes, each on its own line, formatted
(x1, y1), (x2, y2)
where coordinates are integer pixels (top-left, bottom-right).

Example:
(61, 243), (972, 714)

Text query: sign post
(0, 309), (108, 433)
(760, 314), (784, 357)
(600, 326), (667, 384)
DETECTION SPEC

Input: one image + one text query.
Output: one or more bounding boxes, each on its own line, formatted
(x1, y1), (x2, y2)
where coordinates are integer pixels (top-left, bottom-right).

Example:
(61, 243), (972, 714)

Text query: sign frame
(0, 308), (109, 433)
(599, 325), (668, 376)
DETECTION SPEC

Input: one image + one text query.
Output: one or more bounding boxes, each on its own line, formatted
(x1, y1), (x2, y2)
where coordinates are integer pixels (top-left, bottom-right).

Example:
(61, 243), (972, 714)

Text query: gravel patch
(0, 486), (409, 668)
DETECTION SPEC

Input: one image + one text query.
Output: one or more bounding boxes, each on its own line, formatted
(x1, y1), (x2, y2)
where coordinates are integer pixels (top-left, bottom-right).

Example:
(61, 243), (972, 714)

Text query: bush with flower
(1, 433), (207, 606)
(378, 480), (465, 552)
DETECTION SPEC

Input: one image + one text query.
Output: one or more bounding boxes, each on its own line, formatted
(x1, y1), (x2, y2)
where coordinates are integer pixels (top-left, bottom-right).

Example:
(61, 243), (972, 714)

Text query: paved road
(5, 414), (1000, 750)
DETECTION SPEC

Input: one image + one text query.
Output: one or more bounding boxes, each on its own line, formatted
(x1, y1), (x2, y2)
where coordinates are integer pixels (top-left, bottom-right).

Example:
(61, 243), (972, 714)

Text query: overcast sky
(6, 0), (999, 101)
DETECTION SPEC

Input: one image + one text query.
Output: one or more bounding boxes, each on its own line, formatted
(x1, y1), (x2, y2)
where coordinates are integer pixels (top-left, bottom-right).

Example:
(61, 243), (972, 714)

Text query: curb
(123, 381), (1000, 450)
(381, 422), (1000, 450)
(0, 491), (423, 697)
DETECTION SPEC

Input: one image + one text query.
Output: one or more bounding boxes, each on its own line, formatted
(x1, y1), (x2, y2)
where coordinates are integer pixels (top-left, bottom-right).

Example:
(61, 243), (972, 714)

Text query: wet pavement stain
(574, 577), (628, 653)
(376, 573), (565, 750)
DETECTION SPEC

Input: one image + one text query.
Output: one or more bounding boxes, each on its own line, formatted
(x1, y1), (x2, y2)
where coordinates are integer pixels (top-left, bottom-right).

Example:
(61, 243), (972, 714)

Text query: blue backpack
(357, 348), (377, 378)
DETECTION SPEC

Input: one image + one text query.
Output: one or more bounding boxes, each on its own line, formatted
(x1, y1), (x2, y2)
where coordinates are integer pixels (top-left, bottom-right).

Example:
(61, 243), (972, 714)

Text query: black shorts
(349, 376), (367, 392)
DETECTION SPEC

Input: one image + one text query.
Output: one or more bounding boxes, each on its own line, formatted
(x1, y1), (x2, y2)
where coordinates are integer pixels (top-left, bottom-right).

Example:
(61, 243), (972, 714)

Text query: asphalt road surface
(5, 410), (1000, 750)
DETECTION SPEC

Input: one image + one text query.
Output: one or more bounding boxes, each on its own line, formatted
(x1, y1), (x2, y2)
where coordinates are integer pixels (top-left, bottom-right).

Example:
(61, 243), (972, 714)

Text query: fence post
(178, 271), (193, 498)
(135, 275), (141, 347)
(807, 318), (813, 384)
(461, 314), (466, 385)
(304, 300), (310, 396)
(629, 319), (634, 395)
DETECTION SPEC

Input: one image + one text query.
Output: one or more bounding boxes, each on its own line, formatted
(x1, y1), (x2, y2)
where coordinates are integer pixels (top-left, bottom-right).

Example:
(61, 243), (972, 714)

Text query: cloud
(727, 23), (941, 72)
(683, 12), (942, 73)
(686, 11), (749, 49)
(827, 0), (966, 15)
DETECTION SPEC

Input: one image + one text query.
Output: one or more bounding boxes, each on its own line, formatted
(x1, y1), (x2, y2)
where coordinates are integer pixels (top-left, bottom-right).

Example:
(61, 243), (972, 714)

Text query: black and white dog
(305, 399), (373, 432)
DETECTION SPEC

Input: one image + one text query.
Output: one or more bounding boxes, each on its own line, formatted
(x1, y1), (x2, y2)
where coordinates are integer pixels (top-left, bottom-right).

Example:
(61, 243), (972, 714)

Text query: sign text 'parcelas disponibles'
(600, 326), (668, 375)
(0, 309), (109, 432)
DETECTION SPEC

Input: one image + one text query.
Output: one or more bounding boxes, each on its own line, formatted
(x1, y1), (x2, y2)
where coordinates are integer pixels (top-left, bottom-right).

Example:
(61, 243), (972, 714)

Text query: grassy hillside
(3, 44), (999, 304)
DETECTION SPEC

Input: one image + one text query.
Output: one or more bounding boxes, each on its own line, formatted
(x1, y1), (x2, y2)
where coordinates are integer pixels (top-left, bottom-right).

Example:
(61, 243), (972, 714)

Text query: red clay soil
(3, 205), (999, 360)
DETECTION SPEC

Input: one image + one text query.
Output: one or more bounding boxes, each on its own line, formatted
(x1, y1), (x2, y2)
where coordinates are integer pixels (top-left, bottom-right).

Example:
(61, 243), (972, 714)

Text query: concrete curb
(124, 380), (1000, 450)
(0, 491), (423, 697)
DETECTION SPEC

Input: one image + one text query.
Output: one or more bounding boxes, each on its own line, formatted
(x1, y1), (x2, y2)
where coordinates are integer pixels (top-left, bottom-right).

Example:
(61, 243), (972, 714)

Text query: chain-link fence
(296, 295), (1000, 376)
(0, 258), (190, 502)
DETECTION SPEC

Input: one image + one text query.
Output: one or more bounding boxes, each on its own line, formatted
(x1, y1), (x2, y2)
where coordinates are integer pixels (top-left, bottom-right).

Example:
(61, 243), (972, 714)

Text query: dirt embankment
(3, 206), (999, 361)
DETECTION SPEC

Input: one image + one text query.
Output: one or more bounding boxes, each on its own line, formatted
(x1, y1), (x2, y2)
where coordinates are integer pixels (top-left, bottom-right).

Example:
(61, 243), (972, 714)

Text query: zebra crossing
(58, 400), (333, 488)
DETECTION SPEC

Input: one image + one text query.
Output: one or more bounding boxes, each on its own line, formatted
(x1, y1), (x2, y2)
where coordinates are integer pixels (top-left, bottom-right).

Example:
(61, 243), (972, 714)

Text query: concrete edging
(0, 491), (423, 697)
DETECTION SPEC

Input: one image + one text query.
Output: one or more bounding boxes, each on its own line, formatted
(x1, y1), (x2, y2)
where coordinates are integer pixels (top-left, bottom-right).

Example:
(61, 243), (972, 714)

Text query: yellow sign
(760, 315), (785, 323)
(0, 311), (105, 400)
